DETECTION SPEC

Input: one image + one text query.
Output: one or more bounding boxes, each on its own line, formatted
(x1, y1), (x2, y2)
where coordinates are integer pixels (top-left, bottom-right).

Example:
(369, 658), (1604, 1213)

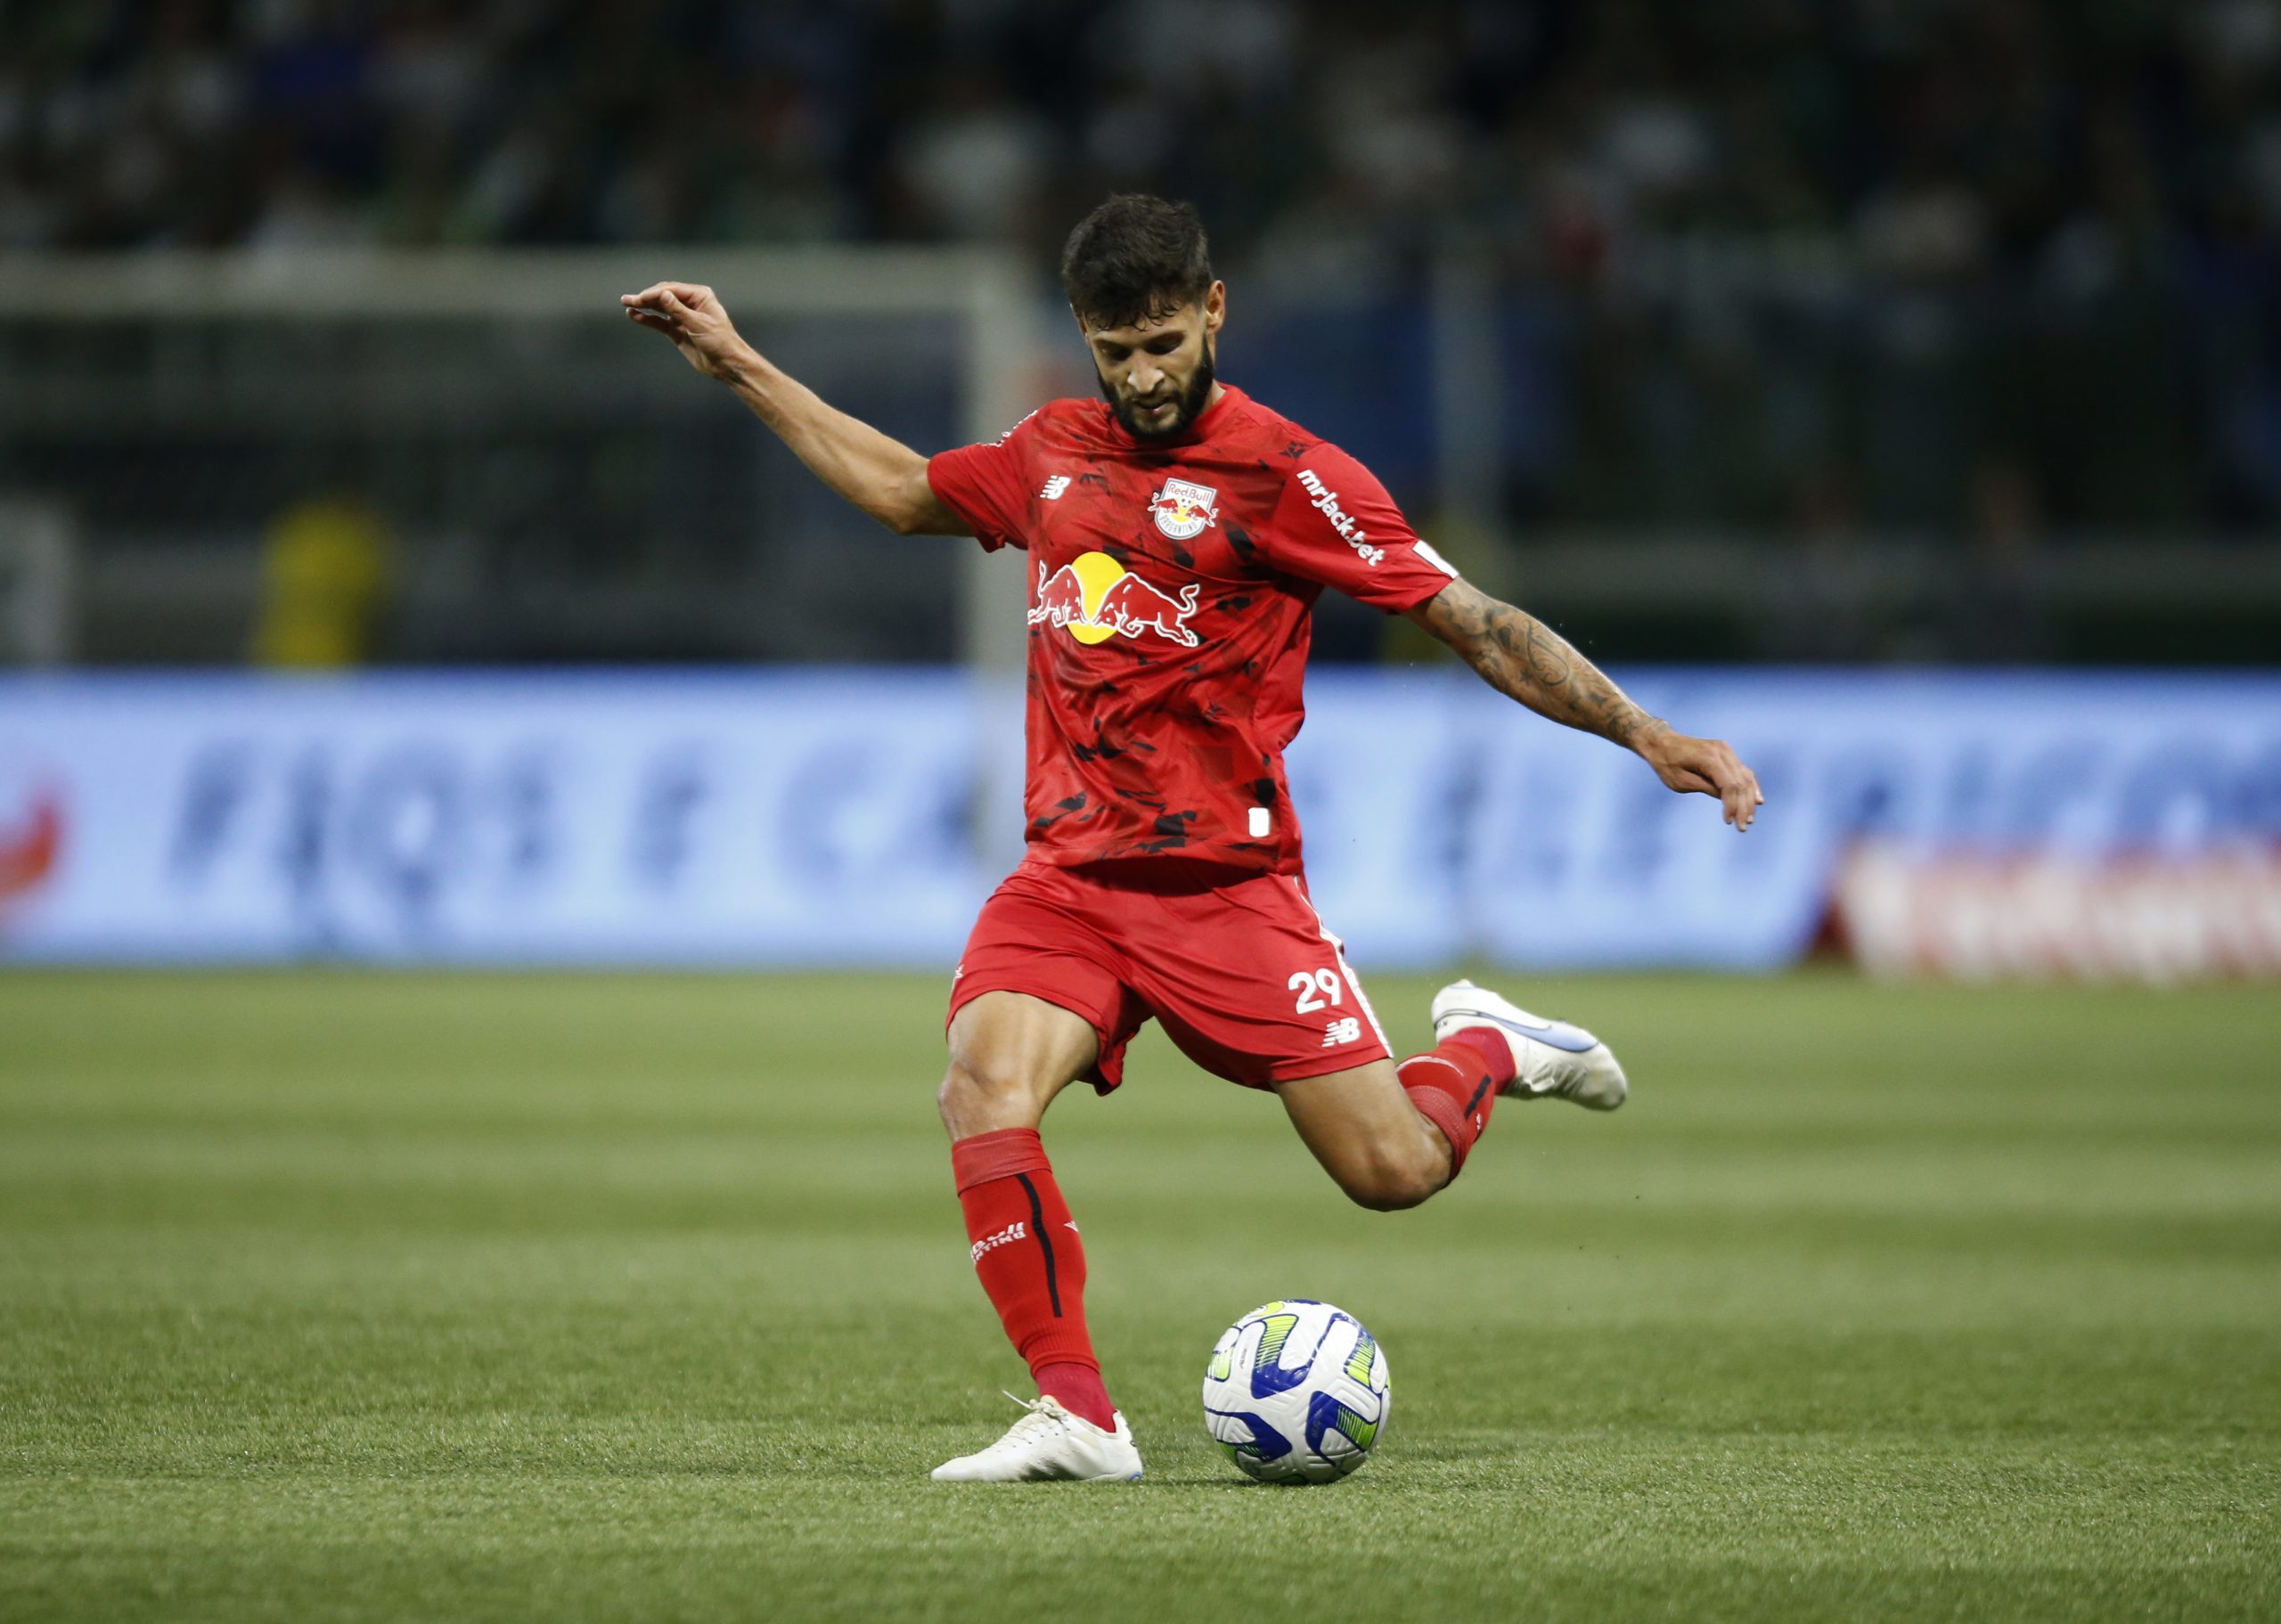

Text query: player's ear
(1204, 281), (1226, 334)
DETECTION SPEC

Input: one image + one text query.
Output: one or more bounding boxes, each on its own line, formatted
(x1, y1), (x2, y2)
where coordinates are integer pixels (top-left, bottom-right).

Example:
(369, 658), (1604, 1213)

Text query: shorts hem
(1247, 1042), (1397, 1087)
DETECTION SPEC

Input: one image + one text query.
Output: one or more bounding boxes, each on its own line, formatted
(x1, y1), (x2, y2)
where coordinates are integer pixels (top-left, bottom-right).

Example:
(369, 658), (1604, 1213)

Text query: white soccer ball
(1202, 1299), (1389, 1483)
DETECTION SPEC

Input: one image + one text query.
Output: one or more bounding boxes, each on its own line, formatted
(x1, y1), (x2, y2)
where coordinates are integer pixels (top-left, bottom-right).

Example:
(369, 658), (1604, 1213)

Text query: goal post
(0, 499), (77, 666)
(0, 245), (1045, 674)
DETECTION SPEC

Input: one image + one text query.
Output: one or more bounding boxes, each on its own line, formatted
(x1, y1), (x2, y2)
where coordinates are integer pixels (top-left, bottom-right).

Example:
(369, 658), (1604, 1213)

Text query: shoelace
(969, 1393), (1071, 1459)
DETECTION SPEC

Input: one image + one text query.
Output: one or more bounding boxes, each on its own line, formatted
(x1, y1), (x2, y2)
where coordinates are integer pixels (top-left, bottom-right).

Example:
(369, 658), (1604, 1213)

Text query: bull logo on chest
(1030, 552), (1202, 649)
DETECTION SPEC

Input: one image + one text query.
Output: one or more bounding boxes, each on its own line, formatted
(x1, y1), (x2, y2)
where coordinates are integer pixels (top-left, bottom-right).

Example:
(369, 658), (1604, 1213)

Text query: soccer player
(624, 195), (1762, 1483)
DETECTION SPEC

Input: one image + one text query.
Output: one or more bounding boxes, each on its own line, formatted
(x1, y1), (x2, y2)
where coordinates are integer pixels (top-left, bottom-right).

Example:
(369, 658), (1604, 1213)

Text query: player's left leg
(1121, 869), (1528, 1204)
(1275, 1037), (1514, 1210)
(1274, 1058), (1450, 1209)
(1277, 983), (1630, 1207)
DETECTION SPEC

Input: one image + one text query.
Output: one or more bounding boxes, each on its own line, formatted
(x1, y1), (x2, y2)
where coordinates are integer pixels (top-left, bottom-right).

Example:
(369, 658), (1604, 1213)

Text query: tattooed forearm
(1406, 580), (1668, 750)
(1404, 581), (1766, 827)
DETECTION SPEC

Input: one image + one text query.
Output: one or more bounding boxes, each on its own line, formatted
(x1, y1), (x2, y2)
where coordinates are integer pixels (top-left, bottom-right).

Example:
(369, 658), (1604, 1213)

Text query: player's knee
(936, 1055), (1044, 1135)
(935, 1057), (996, 1121)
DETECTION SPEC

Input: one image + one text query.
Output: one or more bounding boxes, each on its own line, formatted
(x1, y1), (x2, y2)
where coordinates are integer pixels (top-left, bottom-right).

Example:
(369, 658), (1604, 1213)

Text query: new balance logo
(970, 1220), (1026, 1263)
(1296, 469), (1385, 567)
(1322, 1016), (1363, 1047)
(1040, 475), (1072, 500)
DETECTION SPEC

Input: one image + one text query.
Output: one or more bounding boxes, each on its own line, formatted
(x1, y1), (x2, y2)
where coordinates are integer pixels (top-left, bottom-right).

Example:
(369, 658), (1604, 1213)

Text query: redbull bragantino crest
(1148, 477), (1220, 541)
(1030, 552), (1202, 649)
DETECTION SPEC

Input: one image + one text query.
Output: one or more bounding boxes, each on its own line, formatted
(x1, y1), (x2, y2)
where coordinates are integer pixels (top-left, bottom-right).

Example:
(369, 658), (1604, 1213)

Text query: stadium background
(2, 4), (2276, 1621)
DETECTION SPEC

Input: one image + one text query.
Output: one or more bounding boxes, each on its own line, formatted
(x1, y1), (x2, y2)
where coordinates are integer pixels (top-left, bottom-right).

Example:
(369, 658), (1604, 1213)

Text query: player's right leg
(931, 990), (1143, 1483)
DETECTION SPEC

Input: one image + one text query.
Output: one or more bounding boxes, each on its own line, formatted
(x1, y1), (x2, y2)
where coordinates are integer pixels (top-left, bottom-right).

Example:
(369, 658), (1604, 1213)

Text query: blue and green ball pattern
(1201, 1299), (1390, 1484)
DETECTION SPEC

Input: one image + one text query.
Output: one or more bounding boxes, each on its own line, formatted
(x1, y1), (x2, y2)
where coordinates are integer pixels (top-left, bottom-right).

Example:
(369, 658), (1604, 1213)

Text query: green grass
(1, 969), (2276, 1622)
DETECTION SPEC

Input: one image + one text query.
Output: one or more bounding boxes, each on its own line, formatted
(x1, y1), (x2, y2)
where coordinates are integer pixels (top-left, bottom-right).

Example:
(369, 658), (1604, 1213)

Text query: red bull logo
(0, 787), (61, 912)
(1148, 477), (1220, 541)
(1029, 552), (1202, 649)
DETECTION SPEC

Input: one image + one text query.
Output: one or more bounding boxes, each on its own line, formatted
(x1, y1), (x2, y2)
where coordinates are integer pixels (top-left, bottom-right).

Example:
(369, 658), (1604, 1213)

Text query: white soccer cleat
(928, 1394), (1145, 1483)
(1431, 979), (1628, 1111)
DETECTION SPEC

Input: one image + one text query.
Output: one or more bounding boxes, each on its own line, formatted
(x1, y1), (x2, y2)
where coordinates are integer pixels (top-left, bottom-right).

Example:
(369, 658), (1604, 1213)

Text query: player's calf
(1329, 1139), (1446, 1212)
(1276, 1058), (1456, 1211)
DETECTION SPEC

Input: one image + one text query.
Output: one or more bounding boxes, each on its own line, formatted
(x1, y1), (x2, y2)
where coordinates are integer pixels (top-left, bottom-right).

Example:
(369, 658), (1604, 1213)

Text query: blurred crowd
(1, 1), (2273, 267)
(4, 0), (2280, 599)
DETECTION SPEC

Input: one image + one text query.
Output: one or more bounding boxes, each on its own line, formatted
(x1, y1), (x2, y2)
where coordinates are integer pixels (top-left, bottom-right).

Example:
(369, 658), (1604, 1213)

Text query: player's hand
(1636, 725), (1764, 830)
(620, 282), (750, 383)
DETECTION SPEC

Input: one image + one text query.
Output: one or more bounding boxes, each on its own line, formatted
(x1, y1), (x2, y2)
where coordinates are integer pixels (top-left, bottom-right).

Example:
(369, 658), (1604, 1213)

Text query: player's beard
(1104, 346), (1215, 441)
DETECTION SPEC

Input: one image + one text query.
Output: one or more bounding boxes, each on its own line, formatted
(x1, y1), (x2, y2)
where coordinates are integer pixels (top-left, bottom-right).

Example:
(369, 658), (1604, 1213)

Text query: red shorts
(946, 857), (1394, 1093)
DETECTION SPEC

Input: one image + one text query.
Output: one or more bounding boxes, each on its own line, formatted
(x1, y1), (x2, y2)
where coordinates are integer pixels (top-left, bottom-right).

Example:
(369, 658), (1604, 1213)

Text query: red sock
(950, 1128), (1115, 1430)
(1397, 1030), (1514, 1179)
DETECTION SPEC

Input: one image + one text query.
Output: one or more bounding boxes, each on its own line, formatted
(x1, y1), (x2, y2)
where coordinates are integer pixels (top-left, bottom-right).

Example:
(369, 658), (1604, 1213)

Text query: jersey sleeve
(926, 410), (1041, 552)
(1262, 441), (1460, 610)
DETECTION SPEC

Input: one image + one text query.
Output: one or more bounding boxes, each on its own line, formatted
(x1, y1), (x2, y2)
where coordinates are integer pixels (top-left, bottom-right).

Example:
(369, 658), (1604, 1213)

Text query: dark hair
(1059, 194), (1214, 329)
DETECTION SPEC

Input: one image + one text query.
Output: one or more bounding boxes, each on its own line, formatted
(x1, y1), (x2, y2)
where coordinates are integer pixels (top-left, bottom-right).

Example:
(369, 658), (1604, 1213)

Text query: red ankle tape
(950, 1127), (1052, 1194)
(1402, 1084), (1473, 1177)
(1441, 1027), (1517, 1089)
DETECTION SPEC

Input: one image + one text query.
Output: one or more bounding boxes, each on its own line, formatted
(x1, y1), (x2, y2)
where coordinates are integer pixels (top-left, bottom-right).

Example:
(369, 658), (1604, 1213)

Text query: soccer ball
(1202, 1299), (1389, 1483)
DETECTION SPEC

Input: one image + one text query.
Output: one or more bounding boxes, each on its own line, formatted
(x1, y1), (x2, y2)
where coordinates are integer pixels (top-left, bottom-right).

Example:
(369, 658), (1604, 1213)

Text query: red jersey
(927, 383), (1459, 874)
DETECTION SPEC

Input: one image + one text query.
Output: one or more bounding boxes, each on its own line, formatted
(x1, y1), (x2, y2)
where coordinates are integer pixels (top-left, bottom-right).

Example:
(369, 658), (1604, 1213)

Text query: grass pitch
(1, 969), (2276, 1622)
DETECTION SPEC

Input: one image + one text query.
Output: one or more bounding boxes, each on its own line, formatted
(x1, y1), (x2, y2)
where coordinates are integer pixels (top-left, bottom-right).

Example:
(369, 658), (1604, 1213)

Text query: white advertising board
(2, 669), (2276, 975)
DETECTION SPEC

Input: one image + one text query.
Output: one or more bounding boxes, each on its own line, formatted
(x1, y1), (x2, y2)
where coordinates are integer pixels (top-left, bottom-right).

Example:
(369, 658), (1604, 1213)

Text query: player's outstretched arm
(1407, 580), (1764, 829)
(620, 281), (970, 537)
